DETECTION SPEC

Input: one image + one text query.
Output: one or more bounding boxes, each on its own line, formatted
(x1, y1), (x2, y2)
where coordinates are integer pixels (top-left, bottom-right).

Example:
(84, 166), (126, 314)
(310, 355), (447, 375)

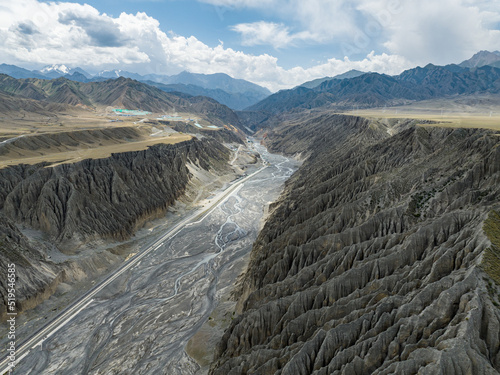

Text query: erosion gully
(11, 142), (297, 375)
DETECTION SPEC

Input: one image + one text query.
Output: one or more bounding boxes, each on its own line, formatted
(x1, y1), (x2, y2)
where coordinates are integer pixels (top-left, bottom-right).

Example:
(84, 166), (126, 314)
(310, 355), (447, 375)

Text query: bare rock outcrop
(0, 137), (230, 318)
(0, 138), (229, 244)
(210, 114), (500, 374)
(0, 214), (60, 320)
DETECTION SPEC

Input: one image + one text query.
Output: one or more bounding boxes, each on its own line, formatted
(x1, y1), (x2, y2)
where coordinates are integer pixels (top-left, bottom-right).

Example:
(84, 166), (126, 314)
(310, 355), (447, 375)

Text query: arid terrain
(346, 95), (500, 131)
(0, 103), (244, 168)
(2, 45), (500, 375)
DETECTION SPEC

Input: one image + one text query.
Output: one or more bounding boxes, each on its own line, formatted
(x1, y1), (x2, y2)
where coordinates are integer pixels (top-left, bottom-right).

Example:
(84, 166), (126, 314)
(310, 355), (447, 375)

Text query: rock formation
(0, 137), (231, 318)
(210, 114), (500, 374)
(1, 138), (229, 244)
(0, 214), (60, 321)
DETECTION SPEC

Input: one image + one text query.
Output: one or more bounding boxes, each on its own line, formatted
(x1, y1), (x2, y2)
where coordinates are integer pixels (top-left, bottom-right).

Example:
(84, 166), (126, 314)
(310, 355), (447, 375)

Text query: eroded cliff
(211, 114), (500, 374)
(0, 215), (60, 320)
(0, 138), (229, 244)
(0, 137), (231, 318)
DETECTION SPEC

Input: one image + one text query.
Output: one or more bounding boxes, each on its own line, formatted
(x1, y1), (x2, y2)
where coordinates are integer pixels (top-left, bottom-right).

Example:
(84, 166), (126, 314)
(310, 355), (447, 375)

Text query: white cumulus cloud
(230, 21), (314, 48)
(358, 0), (500, 65)
(201, 0), (500, 64)
(0, 0), (417, 91)
(202, 0), (382, 46)
(0, 0), (151, 68)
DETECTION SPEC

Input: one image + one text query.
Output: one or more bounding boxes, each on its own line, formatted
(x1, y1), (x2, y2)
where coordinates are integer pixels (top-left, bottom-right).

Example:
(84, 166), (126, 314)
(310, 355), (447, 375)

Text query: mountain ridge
(210, 114), (500, 374)
(0, 64), (271, 110)
(299, 69), (366, 89)
(0, 74), (242, 127)
(247, 63), (500, 115)
(459, 50), (500, 68)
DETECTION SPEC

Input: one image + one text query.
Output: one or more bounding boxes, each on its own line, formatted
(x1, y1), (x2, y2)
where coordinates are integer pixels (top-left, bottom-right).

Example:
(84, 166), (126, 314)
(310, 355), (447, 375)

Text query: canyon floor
(2, 141), (298, 375)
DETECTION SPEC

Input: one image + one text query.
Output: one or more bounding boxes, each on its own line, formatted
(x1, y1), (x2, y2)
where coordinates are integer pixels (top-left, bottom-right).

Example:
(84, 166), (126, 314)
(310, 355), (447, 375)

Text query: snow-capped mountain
(37, 65), (91, 79)
(40, 64), (70, 75)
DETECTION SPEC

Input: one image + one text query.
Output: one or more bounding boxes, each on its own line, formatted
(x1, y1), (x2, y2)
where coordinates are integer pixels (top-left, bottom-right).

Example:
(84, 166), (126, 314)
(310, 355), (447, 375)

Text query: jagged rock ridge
(0, 138), (230, 244)
(210, 114), (500, 374)
(247, 64), (500, 115)
(0, 137), (231, 319)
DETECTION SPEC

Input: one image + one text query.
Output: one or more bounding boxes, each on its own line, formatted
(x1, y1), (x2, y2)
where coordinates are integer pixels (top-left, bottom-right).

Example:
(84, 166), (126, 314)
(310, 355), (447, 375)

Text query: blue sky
(1, 0), (500, 90)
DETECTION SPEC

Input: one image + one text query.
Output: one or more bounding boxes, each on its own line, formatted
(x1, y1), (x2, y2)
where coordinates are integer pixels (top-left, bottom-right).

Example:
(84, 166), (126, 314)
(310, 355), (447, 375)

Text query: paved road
(2, 142), (297, 375)
(0, 163), (267, 375)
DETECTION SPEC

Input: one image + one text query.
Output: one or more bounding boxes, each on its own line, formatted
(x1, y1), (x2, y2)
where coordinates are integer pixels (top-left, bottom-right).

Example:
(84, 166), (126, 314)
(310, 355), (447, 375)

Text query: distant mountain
(0, 74), (241, 126)
(96, 69), (145, 81)
(145, 81), (266, 110)
(92, 70), (271, 110)
(459, 50), (500, 69)
(62, 72), (91, 83)
(71, 67), (92, 78)
(145, 71), (271, 109)
(334, 69), (366, 80)
(299, 69), (366, 89)
(96, 69), (122, 79)
(0, 64), (271, 110)
(160, 71), (270, 96)
(248, 64), (500, 114)
(37, 64), (92, 79)
(0, 64), (46, 79)
(40, 64), (70, 78)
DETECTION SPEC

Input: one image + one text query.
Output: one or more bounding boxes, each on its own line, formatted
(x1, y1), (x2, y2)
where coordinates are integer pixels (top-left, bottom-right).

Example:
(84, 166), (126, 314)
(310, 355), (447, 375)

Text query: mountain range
(248, 62), (500, 115)
(459, 50), (500, 68)
(3, 50), (500, 120)
(144, 79), (267, 110)
(298, 69), (366, 89)
(0, 74), (241, 127)
(0, 64), (270, 110)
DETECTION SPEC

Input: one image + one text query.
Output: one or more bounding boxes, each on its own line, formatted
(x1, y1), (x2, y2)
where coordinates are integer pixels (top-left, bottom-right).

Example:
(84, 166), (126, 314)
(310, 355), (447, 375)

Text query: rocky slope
(0, 214), (60, 321)
(210, 114), (500, 374)
(0, 137), (232, 319)
(0, 92), (73, 116)
(0, 138), (229, 245)
(247, 64), (500, 115)
(0, 126), (145, 158)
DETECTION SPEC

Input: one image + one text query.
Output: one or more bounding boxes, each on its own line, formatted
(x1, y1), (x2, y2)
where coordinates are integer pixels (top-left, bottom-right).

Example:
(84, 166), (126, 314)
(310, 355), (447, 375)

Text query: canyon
(210, 114), (500, 374)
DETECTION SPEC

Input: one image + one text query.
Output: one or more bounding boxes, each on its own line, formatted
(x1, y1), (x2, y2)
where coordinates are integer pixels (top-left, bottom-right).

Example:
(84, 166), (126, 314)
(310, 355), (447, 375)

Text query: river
(12, 143), (298, 375)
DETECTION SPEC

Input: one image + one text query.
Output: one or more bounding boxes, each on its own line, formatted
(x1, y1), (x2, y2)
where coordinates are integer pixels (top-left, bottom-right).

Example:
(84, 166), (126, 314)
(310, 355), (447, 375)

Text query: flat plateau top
(0, 106), (228, 168)
(345, 96), (500, 131)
